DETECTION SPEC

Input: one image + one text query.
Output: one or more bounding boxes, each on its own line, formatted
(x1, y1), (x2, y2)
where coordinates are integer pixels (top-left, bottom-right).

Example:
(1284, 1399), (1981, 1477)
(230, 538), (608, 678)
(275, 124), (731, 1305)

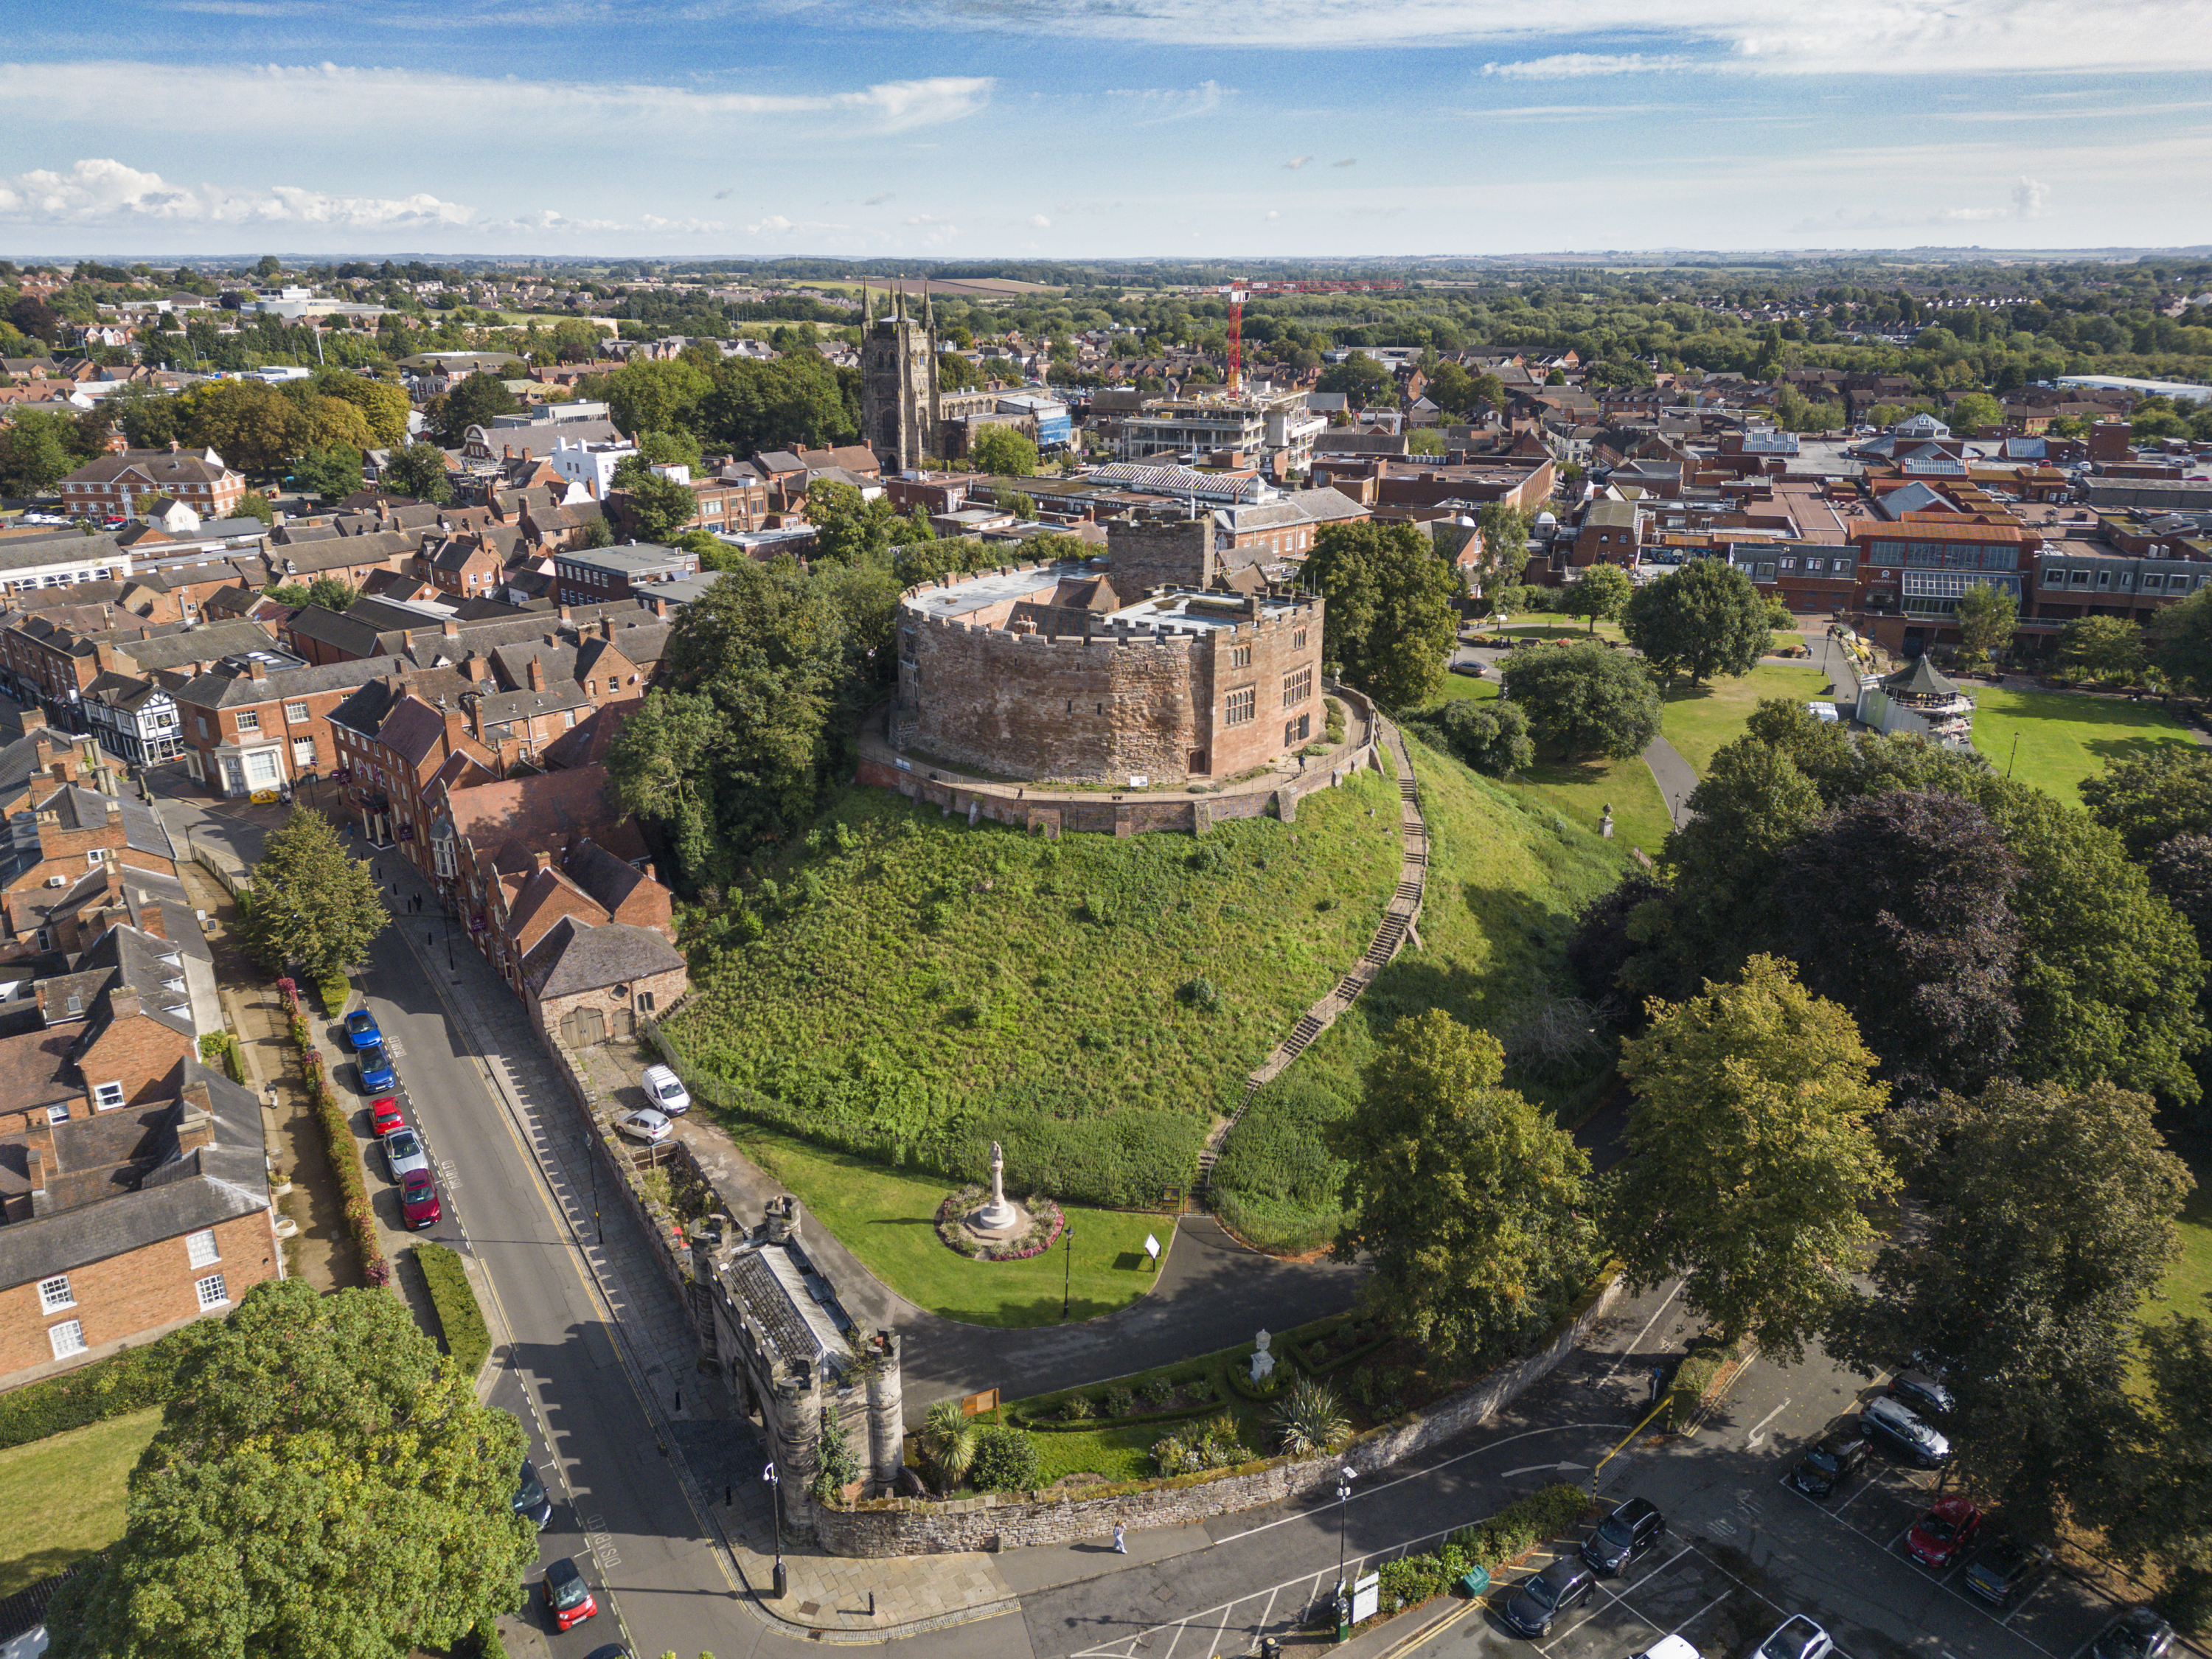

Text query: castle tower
(861, 278), (938, 473)
(863, 1330), (905, 1492)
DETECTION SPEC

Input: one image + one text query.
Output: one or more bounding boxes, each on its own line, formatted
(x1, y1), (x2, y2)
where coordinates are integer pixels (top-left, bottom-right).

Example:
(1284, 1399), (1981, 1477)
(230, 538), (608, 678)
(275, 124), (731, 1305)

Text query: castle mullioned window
(1229, 644), (1251, 668)
(1281, 667), (1312, 709)
(1225, 686), (1256, 726)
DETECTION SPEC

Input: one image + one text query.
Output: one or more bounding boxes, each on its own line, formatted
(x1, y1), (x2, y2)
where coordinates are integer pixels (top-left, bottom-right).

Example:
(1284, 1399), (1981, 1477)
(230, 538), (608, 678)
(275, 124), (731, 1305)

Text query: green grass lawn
(1514, 756), (1674, 863)
(1965, 686), (2199, 804)
(1660, 663), (1834, 776)
(0, 1406), (160, 1596)
(725, 1124), (1169, 1326)
(2140, 1136), (2212, 1335)
(1492, 619), (1630, 644)
(1433, 671), (1498, 703)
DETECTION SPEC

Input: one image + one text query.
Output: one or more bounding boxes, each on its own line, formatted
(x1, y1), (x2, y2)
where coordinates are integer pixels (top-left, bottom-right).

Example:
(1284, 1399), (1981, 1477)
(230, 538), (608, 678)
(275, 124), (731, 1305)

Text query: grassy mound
(1211, 733), (1623, 1253)
(664, 769), (1402, 1208)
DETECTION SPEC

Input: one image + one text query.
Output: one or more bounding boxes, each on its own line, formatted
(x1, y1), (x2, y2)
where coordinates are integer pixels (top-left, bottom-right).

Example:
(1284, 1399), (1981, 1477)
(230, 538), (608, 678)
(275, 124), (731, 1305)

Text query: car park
(1581, 1496), (1665, 1575)
(382, 1126), (429, 1183)
(368, 1095), (405, 1138)
(1962, 1536), (2046, 1605)
(2093, 1609), (2174, 1659)
(1905, 1495), (1982, 1568)
(1861, 1396), (1950, 1467)
(344, 1008), (382, 1049)
(614, 1107), (673, 1145)
(1788, 1428), (1869, 1498)
(357, 1043), (396, 1093)
(642, 1063), (691, 1116)
(1754, 1615), (1834, 1659)
(542, 1557), (597, 1632)
(1498, 1557), (1596, 1637)
(1888, 1368), (1954, 1418)
(512, 1458), (553, 1529)
(399, 1168), (440, 1229)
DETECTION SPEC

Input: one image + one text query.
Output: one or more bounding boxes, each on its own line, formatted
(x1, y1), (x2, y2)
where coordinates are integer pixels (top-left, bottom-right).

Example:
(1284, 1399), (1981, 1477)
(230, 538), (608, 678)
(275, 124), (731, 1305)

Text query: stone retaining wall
(815, 1272), (1624, 1557)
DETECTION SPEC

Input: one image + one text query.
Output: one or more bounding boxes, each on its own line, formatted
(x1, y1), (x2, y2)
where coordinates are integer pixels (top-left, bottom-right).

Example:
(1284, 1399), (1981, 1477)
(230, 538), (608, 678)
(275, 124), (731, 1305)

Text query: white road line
(1155, 1618), (1190, 1659)
(1603, 1283), (1684, 1381)
(1745, 1398), (1792, 1447)
(1253, 1587), (1280, 1642)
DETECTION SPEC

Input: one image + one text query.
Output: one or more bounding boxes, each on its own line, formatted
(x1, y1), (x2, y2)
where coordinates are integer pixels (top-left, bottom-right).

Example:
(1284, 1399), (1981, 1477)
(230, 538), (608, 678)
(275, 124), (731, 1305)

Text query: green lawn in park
(0, 1406), (160, 1596)
(1965, 685), (2198, 804)
(1659, 663), (1835, 776)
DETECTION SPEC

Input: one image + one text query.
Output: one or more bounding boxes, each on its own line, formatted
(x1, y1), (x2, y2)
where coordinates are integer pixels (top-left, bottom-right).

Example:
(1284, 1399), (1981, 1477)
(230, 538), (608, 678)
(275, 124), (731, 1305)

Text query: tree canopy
(240, 807), (386, 981)
(1622, 560), (1773, 687)
(378, 442), (453, 505)
(1562, 563), (1632, 633)
(1498, 641), (1662, 761)
(968, 425), (1038, 478)
(1301, 521), (1461, 712)
(426, 372), (521, 445)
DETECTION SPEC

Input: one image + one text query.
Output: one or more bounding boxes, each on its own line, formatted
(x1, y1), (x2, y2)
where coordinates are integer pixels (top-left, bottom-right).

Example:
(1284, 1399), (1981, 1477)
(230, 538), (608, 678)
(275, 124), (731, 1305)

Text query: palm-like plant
(1272, 1377), (1350, 1457)
(920, 1399), (978, 1492)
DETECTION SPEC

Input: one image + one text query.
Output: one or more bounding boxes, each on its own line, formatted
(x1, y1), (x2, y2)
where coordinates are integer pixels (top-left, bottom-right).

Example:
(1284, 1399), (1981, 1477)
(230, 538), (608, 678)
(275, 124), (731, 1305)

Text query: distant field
(1966, 685), (2198, 804)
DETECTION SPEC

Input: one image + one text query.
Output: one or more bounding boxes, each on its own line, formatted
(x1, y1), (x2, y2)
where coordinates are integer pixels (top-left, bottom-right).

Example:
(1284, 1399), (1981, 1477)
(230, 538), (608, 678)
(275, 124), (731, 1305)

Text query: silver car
(382, 1125), (431, 1183)
(613, 1107), (673, 1145)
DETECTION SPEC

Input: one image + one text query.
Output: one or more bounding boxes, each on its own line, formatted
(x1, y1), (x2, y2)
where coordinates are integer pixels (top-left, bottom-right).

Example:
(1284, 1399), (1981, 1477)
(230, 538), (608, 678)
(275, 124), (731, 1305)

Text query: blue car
(344, 1007), (381, 1050)
(357, 1043), (396, 1093)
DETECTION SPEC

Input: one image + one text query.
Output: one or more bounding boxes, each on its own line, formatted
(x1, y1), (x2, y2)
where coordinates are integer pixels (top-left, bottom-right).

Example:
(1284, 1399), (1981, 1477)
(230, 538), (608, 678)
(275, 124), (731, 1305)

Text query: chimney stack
(526, 658), (544, 691)
(248, 657), (267, 681)
(442, 617), (460, 639)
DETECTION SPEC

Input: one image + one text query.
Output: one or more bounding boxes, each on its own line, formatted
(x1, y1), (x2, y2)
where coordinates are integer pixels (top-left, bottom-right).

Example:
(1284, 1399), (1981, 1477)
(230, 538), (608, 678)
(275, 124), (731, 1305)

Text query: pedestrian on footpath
(1113, 1522), (1126, 1554)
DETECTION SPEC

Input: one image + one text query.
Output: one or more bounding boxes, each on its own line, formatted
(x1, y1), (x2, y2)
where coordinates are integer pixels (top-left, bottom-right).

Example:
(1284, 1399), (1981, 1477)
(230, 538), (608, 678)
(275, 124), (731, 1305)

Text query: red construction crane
(1213, 279), (1409, 397)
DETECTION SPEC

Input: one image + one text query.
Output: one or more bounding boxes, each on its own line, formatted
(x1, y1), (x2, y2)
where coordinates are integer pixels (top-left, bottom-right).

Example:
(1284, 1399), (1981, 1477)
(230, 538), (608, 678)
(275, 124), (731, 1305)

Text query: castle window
(1281, 667), (1312, 709)
(1225, 686), (1256, 726)
(1293, 629), (1307, 650)
(1229, 644), (1251, 668)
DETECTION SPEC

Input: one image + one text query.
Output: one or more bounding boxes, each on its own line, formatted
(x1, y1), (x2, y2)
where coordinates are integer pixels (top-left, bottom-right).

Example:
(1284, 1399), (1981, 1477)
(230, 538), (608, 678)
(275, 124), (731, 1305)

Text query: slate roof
(521, 916), (685, 1000)
(60, 449), (237, 488)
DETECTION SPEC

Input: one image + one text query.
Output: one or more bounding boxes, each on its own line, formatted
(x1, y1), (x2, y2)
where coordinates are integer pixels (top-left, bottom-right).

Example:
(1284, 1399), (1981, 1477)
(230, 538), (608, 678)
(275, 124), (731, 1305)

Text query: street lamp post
(1061, 1222), (1076, 1322)
(763, 1461), (787, 1599)
(1335, 1467), (1354, 1594)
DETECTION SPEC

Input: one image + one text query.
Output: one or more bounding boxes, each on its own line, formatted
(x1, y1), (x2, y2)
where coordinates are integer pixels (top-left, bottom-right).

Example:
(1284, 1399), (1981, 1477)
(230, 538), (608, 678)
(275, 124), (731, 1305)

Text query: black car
(1889, 1368), (1955, 1418)
(2092, 1609), (2174, 1659)
(1790, 1430), (1870, 1498)
(512, 1458), (553, 1530)
(1963, 1537), (2045, 1606)
(1581, 1497), (1665, 1575)
(583, 1647), (633, 1659)
(1498, 1558), (1596, 1638)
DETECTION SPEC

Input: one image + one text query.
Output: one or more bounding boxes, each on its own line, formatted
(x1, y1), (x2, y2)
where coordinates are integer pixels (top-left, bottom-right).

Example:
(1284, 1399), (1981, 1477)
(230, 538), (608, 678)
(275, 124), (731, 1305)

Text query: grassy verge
(728, 1123), (1170, 1326)
(1964, 685), (2197, 804)
(2141, 1133), (2212, 1335)
(1430, 671), (1496, 703)
(414, 1242), (493, 1380)
(0, 1328), (196, 1452)
(1660, 663), (1832, 776)
(0, 1407), (160, 1596)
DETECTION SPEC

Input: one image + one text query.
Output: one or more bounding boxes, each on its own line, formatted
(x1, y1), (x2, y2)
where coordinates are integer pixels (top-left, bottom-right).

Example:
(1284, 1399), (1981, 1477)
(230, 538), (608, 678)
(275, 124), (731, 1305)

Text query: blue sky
(2, 0), (2209, 258)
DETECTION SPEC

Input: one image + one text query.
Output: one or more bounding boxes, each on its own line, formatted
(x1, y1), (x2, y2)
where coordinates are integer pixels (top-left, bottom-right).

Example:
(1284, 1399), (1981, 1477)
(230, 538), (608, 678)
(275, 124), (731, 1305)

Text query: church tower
(860, 279), (939, 473)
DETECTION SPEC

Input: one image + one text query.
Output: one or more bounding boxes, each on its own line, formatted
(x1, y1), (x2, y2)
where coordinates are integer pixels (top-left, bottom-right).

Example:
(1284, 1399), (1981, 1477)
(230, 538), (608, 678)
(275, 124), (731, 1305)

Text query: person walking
(1113, 1522), (1126, 1554)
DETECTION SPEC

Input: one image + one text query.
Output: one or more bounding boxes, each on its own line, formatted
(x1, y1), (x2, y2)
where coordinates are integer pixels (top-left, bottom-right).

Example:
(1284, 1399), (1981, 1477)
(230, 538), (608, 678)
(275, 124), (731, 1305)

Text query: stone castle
(891, 521), (1327, 787)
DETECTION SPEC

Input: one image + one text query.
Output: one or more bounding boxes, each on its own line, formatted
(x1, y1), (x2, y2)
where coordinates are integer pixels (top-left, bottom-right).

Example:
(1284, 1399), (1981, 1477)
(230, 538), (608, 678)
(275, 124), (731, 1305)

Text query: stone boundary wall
(814, 1272), (1626, 1557)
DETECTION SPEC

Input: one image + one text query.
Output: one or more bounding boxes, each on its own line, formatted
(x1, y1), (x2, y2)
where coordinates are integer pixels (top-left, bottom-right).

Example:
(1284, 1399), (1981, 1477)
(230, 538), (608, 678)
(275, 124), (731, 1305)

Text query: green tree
(234, 490), (274, 526)
(1302, 521), (1461, 711)
(427, 372), (520, 445)
(178, 378), (309, 472)
(998, 490), (1037, 521)
(1610, 957), (1895, 1361)
(1623, 559), (1773, 687)
(1951, 580), (2017, 666)
(1315, 355), (1393, 406)
(1330, 1009), (1597, 1364)
(1949, 392), (2005, 431)
(2153, 587), (2212, 695)
(379, 441), (454, 505)
(1468, 503), (1534, 594)
(969, 425), (1038, 478)
(254, 253), (282, 282)
(2081, 748), (2212, 859)
(2059, 614), (2146, 683)
(293, 444), (364, 502)
(616, 466), (701, 543)
(1498, 641), (1662, 761)
(804, 479), (900, 564)
(0, 411), (75, 493)
(594, 358), (713, 441)
(1562, 563), (1633, 634)
(1434, 699), (1533, 777)
(635, 428), (703, 471)
(700, 354), (855, 456)
(2095, 1301), (2212, 1625)
(305, 576), (358, 611)
(1841, 1080), (2192, 1541)
(48, 1280), (533, 1659)
(240, 807), (386, 981)
(315, 373), (410, 449)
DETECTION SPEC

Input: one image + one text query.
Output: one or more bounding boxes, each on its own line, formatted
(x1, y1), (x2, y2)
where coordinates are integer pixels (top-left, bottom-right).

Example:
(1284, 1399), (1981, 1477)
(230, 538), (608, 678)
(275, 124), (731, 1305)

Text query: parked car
(582, 1646), (633, 1659)
(1498, 1558), (1596, 1638)
(1861, 1396), (1950, 1467)
(357, 1043), (396, 1093)
(614, 1107), (673, 1145)
(1789, 1429), (1870, 1498)
(1449, 660), (1486, 678)
(542, 1557), (597, 1632)
(1581, 1496), (1665, 1575)
(512, 1458), (553, 1530)
(1963, 1537), (2047, 1605)
(642, 1063), (691, 1116)
(1889, 1368), (1955, 1418)
(382, 1125), (429, 1183)
(2092, 1610), (2174, 1659)
(399, 1168), (440, 1230)
(1754, 1616), (1834, 1659)
(1905, 1495), (1983, 1568)
(1630, 1640), (1700, 1659)
(368, 1095), (406, 1138)
(344, 1007), (382, 1050)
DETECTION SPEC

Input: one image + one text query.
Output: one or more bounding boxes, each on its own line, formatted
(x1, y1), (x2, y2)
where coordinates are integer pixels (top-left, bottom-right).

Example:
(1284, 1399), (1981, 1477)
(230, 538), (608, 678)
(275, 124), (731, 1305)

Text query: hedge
(414, 1242), (493, 1380)
(316, 975), (350, 1020)
(279, 982), (390, 1289)
(1373, 1484), (1593, 1613)
(197, 1030), (245, 1085)
(0, 1326), (204, 1451)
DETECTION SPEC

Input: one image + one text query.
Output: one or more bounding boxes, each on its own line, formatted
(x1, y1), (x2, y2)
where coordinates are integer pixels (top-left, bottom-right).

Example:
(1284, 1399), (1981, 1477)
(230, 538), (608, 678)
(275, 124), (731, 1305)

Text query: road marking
(1504, 1461), (1585, 1478)
(1603, 1282), (1684, 1382)
(1745, 1398), (1791, 1447)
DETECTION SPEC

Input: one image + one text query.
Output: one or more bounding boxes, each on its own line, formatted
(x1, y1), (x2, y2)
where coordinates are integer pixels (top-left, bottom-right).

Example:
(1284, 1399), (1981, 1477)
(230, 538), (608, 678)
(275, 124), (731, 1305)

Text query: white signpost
(1351, 1571), (1380, 1623)
(1144, 1234), (1161, 1263)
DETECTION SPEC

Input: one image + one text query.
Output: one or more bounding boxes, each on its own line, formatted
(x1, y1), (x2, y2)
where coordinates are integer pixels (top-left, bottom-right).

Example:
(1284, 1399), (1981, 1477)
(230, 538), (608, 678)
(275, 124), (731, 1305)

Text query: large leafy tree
(2059, 614), (2147, 683)
(0, 411), (75, 493)
(1610, 956), (1895, 1362)
(49, 1280), (533, 1659)
(1951, 580), (2018, 664)
(1839, 1080), (2192, 1542)
(240, 807), (386, 981)
(176, 380), (309, 473)
(378, 441), (453, 506)
(2095, 1301), (2212, 1626)
(590, 357), (713, 440)
(293, 444), (364, 503)
(426, 372), (520, 445)
(2152, 586), (2212, 695)
(700, 354), (855, 456)
(804, 478), (902, 565)
(611, 460), (700, 543)
(2080, 747), (2212, 859)
(1302, 521), (1461, 712)
(1498, 641), (1661, 761)
(1622, 558), (1772, 687)
(313, 372), (410, 449)
(1562, 563), (1632, 634)
(968, 425), (1037, 478)
(1332, 1010), (1596, 1364)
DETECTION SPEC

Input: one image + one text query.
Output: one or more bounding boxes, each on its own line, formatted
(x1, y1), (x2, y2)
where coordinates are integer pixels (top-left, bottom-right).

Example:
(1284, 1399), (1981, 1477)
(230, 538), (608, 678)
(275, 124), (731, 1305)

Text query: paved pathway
(1639, 733), (1699, 830)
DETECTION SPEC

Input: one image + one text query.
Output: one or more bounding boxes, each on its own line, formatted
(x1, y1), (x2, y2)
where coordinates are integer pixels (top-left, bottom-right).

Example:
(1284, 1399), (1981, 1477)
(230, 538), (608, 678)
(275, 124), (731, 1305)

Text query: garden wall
(815, 1272), (1625, 1557)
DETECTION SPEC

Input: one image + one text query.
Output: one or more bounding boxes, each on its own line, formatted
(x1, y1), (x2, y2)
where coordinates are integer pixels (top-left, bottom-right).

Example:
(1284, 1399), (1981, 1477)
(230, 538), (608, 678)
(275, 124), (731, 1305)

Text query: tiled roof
(521, 916), (684, 1000)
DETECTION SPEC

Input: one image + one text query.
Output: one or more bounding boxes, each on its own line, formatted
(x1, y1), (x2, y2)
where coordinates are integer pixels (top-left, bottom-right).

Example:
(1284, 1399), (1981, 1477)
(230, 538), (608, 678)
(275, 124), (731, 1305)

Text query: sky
(3, 0), (2211, 260)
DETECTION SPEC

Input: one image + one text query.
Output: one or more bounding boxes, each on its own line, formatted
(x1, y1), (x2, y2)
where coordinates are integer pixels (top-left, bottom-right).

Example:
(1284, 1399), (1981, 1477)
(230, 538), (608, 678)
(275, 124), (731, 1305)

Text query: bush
(316, 975), (349, 1020)
(1370, 1485), (1591, 1613)
(1272, 1377), (1349, 1455)
(197, 1030), (245, 1084)
(464, 1616), (509, 1659)
(1178, 976), (1222, 1012)
(1209, 1077), (1351, 1254)
(1435, 699), (1534, 778)
(414, 1242), (493, 1380)
(1102, 1384), (1137, 1416)
(0, 1324), (209, 1450)
(968, 1425), (1042, 1492)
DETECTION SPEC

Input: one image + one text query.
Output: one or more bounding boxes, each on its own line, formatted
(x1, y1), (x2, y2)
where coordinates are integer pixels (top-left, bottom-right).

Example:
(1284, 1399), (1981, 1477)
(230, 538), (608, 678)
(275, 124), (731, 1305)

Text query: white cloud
(1481, 53), (1699, 77)
(1103, 79), (1228, 120)
(1284, 156), (1312, 170)
(714, 187), (734, 199)
(875, 0), (2212, 74)
(1028, 212), (1051, 226)
(1265, 209), (1281, 220)
(2013, 175), (2051, 218)
(745, 213), (848, 237)
(1332, 157), (1357, 167)
(866, 191), (896, 205)
(0, 157), (473, 229)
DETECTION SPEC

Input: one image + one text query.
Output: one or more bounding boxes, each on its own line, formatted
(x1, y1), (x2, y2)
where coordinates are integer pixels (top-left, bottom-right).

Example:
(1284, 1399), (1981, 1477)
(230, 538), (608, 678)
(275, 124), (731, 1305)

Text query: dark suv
(1582, 1497), (1665, 1575)
(1790, 1429), (1870, 1498)
(1500, 1558), (1596, 1638)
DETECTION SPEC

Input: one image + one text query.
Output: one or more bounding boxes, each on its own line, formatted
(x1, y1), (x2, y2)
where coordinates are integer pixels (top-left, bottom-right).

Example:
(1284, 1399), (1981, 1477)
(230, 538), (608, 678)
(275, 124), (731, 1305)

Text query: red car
(399, 1168), (440, 1230)
(543, 1557), (597, 1631)
(1906, 1495), (1983, 1568)
(369, 1096), (405, 1138)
